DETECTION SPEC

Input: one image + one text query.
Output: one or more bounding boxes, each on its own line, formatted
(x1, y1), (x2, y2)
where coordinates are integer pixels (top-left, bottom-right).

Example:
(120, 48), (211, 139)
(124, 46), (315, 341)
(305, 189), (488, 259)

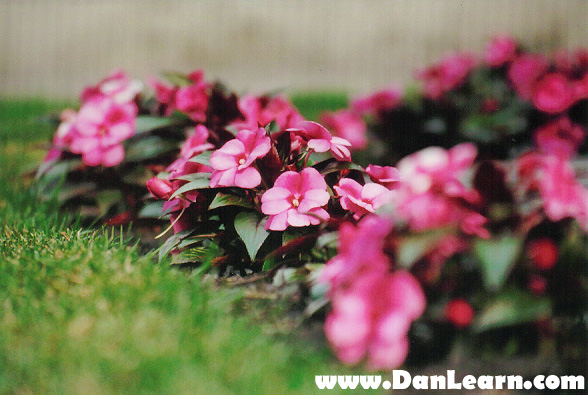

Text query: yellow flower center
(291, 198), (300, 207)
(238, 158), (246, 165)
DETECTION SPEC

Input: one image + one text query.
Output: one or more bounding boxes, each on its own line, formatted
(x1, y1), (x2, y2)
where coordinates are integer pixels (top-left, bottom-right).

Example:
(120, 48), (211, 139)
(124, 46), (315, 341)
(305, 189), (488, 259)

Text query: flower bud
(146, 177), (173, 200)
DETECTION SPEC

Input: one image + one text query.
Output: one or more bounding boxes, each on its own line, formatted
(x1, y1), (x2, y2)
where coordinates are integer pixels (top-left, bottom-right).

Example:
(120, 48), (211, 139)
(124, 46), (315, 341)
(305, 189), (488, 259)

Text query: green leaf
(169, 175), (211, 199)
(473, 233), (523, 291)
(209, 193), (254, 210)
(137, 201), (165, 218)
(472, 289), (552, 333)
(188, 150), (212, 167)
(56, 182), (97, 203)
(317, 160), (364, 175)
(396, 228), (450, 268)
(94, 189), (124, 218)
(161, 71), (193, 86)
(234, 212), (271, 261)
(158, 229), (195, 262)
(124, 136), (177, 162)
(135, 116), (177, 134)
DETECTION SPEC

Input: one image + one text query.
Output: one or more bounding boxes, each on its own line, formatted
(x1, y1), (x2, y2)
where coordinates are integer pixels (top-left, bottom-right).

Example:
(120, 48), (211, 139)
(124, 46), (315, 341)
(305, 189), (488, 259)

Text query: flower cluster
(38, 40), (588, 374)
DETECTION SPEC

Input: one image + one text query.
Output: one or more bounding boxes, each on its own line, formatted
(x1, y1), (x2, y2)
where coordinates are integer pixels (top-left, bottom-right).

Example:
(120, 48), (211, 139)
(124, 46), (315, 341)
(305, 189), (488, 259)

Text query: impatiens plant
(36, 36), (588, 375)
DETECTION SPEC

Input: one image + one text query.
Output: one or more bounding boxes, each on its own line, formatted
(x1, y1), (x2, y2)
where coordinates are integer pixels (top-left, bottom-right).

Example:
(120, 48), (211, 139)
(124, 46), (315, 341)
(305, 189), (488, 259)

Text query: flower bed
(37, 36), (588, 374)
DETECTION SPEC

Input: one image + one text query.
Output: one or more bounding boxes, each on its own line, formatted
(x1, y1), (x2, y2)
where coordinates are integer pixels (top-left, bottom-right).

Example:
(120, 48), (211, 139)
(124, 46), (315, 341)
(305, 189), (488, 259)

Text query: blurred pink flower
(261, 167), (330, 231)
(148, 77), (178, 116)
(288, 121), (352, 161)
(231, 94), (305, 131)
(324, 272), (416, 369)
(415, 52), (477, 99)
(507, 53), (550, 101)
(43, 109), (77, 163)
(395, 143), (489, 237)
(148, 69), (210, 120)
(350, 88), (402, 118)
(175, 72), (209, 122)
(365, 164), (401, 189)
(167, 125), (214, 177)
(209, 127), (271, 188)
(534, 116), (586, 159)
(537, 156), (588, 230)
(320, 109), (368, 149)
(69, 97), (137, 167)
(334, 178), (392, 220)
(80, 69), (142, 104)
(532, 72), (576, 114)
(484, 35), (518, 67)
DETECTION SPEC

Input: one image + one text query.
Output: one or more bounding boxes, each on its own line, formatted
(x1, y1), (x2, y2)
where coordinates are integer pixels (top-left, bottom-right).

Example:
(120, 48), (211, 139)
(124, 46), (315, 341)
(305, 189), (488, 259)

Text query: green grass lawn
(0, 96), (376, 395)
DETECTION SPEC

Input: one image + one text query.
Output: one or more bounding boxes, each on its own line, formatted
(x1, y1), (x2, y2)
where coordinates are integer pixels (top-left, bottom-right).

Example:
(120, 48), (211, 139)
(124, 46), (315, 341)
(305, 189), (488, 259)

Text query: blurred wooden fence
(1, 0), (587, 99)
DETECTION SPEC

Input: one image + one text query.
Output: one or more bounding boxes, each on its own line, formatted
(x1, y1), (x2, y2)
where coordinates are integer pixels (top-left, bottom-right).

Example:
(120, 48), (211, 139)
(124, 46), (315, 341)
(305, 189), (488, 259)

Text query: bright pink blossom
(68, 97), (137, 167)
(209, 127), (271, 188)
(532, 72), (576, 114)
(415, 52), (477, 99)
(231, 94), (305, 131)
(534, 116), (586, 159)
(395, 143), (489, 237)
(167, 125), (214, 177)
(507, 53), (550, 101)
(484, 35), (518, 67)
(334, 179), (392, 220)
(350, 88), (402, 118)
(365, 164), (401, 189)
(320, 109), (368, 149)
(261, 167), (330, 231)
(80, 69), (142, 104)
(288, 121), (352, 161)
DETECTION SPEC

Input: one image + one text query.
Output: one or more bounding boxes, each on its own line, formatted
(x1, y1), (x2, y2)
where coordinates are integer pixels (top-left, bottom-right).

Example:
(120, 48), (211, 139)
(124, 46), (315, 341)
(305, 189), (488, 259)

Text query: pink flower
(350, 88), (402, 118)
(508, 54), (550, 101)
(532, 72), (576, 114)
(146, 177), (174, 200)
(365, 164), (401, 189)
(148, 69), (210, 120)
(320, 216), (426, 370)
(534, 116), (586, 159)
(484, 35), (518, 67)
(261, 167), (330, 231)
(175, 71), (209, 122)
(288, 121), (352, 161)
(167, 125), (214, 177)
(148, 77), (178, 116)
(415, 52), (477, 99)
(231, 94), (305, 131)
(69, 97), (137, 167)
(80, 69), (143, 104)
(537, 156), (588, 229)
(334, 178), (392, 220)
(395, 143), (489, 237)
(43, 109), (77, 163)
(320, 109), (368, 149)
(319, 215), (393, 289)
(209, 127), (271, 188)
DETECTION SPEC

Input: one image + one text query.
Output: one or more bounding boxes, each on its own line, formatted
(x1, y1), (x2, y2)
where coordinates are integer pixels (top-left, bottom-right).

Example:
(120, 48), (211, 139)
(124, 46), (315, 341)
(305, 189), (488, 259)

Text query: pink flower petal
(234, 166), (262, 188)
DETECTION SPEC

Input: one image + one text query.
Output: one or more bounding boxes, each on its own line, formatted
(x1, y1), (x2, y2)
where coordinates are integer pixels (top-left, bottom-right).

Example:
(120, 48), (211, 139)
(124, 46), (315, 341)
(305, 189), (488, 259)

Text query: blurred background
(1, 0), (587, 99)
